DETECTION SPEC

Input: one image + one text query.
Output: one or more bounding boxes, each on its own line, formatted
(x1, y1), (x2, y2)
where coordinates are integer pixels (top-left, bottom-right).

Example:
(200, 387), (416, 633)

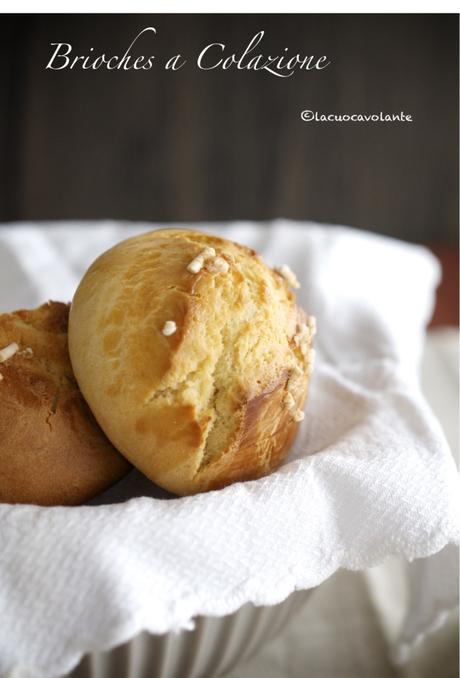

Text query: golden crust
(69, 229), (314, 495)
(0, 302), (131, 505)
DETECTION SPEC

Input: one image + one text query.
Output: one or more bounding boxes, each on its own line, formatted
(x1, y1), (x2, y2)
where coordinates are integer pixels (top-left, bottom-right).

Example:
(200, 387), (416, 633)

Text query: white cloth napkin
(0, 220), (458, 678)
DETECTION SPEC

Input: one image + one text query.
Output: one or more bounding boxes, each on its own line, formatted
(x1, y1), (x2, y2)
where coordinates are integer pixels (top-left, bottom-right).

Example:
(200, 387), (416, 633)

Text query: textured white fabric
(0, 220), (458, 678)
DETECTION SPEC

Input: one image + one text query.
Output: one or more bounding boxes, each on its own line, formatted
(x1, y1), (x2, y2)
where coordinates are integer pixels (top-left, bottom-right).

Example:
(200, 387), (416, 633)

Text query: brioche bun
(68, 229), (314, 495)
(0, 302), (131, 505)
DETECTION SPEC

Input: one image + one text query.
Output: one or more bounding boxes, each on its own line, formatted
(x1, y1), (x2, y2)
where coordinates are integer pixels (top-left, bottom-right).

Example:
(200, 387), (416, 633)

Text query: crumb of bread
(162, 320), (177, 336)
(286, 368), (302, 392)
(21, 347), (34, 356)
(283, 385), (305, 423)
(0, 342), (19, 363)
(293, 323), (311, 355)
(274, 264), (300, 289)
(283, 392), (296, 409)
(187, 247), (216, 274)
(293, 324), (306, 345)
(206, 256), (229, 274)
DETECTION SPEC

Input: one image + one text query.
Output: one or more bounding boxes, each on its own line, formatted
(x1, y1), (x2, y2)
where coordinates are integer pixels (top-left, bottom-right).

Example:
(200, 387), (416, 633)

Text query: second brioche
(0, 302), (131, 505)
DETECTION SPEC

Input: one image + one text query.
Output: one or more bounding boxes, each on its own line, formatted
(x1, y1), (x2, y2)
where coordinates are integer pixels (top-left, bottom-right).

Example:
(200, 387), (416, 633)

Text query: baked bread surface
(0, 302), (131, 505)
(69, 229), (314, 495)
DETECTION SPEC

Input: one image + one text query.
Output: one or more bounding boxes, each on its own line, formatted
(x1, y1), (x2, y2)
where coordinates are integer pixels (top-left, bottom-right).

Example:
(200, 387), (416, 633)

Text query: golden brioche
(68, 229), (315, 495)
(0, 302), (131, 505)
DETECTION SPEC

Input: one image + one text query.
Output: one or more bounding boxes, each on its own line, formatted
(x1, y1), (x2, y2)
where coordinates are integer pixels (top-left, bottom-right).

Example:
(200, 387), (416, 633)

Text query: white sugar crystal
(162, 321), (177, 336)
(0, 342), (19, 363)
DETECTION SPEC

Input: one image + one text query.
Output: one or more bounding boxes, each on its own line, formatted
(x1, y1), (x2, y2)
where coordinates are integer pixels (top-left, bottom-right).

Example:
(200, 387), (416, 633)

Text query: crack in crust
(195, 321), (229, 474)
(143, 246), (311, 484)
(144, 359), (208, 405)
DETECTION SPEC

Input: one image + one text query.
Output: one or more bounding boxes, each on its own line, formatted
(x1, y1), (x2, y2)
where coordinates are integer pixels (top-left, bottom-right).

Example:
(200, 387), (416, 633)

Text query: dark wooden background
(0, 14), (458, 244)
